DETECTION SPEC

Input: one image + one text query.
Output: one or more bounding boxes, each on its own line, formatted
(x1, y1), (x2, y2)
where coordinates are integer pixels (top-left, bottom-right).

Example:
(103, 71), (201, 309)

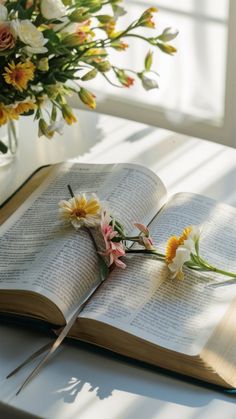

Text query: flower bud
(140, 75), (159, 91)
(96, 15), (113, 24)
(138, 7), (158, 28)
(158, 27), (179, 42)
(82, 0), (102, 12)
(69, 8), (90, 23)
(95, 60), (111, 72)
(62, 33), (83, 47)
(61, 104), (77, 125)
(157, 43), (177, 55)
(114, 69), (134, 88)
(144, 50), (153, 72)
(81, 68), (98, 81)
(134, 222), (150, 236)
(38, 57), (49, 72)
(78, 88), (96, 109)
(38, 118), (53, 139)
(110, 41), (128, 51)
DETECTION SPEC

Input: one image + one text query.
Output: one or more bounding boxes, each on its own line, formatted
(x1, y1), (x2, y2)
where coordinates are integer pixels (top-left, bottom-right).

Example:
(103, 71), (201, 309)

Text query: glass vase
(0, 120), (18, 167)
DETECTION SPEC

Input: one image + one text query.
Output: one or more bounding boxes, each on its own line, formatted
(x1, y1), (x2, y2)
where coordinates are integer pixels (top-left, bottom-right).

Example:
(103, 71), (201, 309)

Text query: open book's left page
(0, 162), (167, 321)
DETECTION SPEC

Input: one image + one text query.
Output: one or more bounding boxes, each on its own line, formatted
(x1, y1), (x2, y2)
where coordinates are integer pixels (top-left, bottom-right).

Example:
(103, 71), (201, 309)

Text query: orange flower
(4, 61), (35, 92)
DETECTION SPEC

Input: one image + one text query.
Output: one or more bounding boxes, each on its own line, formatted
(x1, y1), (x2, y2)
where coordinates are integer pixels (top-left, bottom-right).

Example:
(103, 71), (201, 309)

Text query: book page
(0, 163), (166, 319)
(99, 163), (167, 234)
(80, 193), (236, 355)
(149, 192), (236, 273)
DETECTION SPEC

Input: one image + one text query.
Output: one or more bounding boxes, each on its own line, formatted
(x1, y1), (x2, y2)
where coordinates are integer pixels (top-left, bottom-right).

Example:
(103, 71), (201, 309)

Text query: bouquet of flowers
(0, 0), (178, 154)
(59, 188), (236, 283)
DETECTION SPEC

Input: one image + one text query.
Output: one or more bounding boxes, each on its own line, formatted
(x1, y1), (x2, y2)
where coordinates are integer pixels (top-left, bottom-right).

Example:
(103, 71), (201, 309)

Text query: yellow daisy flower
(58, 193), (101, 229)
(3, 61), (35, 92)
(166, 225), (201, 280)
(179, 226), (192, 245)
(0, 103), (9, 126)
(165, 235), (180, 263)
(14, 101), (36, 115)
(7, 107), (19, 121)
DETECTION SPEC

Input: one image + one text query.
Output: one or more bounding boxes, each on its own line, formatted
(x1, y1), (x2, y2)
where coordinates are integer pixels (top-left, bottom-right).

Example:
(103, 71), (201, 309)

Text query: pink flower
(134, 221), (155, 250)
(100, 210), (126, 269)
(0, 23), (15, 50)
(134, 222), (149, 236)
(142, 236), (155, 250)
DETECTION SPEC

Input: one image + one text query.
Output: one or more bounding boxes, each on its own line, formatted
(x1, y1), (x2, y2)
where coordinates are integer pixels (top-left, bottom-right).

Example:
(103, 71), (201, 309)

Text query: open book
(1, 162), (236, 389)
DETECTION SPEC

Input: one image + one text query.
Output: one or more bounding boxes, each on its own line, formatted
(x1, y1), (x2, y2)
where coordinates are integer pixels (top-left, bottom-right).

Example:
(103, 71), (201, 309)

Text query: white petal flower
(58, 193), (101, 229)
(0, 4), (7, 21)
(188, 225), (201, 242)
(160, 27), (179, 42)
(141, 75), (159, 91)
(41, 0), (67, 20)
(168, 246), (191, 280)
(182, 225), (201, 253)
(24, 45), (48, 56)
(182, 238), (195, 253)
(48, 119), (65, 135)
(11, 20), (48, 54)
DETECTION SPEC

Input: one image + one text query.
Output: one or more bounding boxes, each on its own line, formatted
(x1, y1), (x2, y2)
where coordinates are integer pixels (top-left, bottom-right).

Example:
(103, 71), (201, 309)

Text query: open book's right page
(80, 193), (236, 356)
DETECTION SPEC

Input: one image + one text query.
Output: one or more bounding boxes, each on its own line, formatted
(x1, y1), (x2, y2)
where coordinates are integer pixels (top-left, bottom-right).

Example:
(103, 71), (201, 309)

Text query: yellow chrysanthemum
(165, 235), (180, 263)
(7, 107), (19, 121)
(14, 101), (36, 115)
(179, 226), (192, 245)
(3, 61), (35, 92)
(166, 226), (193, 263)
(58, 193), (101, 229)
(0, 103), (10, 126)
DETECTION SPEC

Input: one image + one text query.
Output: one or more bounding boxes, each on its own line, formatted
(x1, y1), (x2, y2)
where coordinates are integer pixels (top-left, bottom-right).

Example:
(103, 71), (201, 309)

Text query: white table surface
(0, 110), (236, 419)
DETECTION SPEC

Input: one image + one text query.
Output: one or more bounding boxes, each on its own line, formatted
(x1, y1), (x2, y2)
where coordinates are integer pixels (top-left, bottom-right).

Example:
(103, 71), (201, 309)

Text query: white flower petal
(24, 46), (48, 56)
(141, 75), (159, 91)
(188, 225), (201, 242)
(0, 4), (7, 21)
(168, 246), (191, 278)
(11, 19), (47, 51)
(182, 238), (195, 253)
(41, 0), (67, 20)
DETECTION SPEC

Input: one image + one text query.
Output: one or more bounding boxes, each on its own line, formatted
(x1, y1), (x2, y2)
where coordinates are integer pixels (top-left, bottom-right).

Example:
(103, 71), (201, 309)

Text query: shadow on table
(47, 340), (236, 404)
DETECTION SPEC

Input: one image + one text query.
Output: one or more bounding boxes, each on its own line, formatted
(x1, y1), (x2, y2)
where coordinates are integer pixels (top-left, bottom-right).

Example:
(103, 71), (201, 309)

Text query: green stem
(209, 266), (236, 279)
(123, 34), (154, 43)
(189, 254), (236, 279)
(126, 249), (165, 259)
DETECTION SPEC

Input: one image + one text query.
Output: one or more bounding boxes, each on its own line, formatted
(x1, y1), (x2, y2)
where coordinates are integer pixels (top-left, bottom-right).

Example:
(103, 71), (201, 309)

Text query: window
(69, 0), (236, 147)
